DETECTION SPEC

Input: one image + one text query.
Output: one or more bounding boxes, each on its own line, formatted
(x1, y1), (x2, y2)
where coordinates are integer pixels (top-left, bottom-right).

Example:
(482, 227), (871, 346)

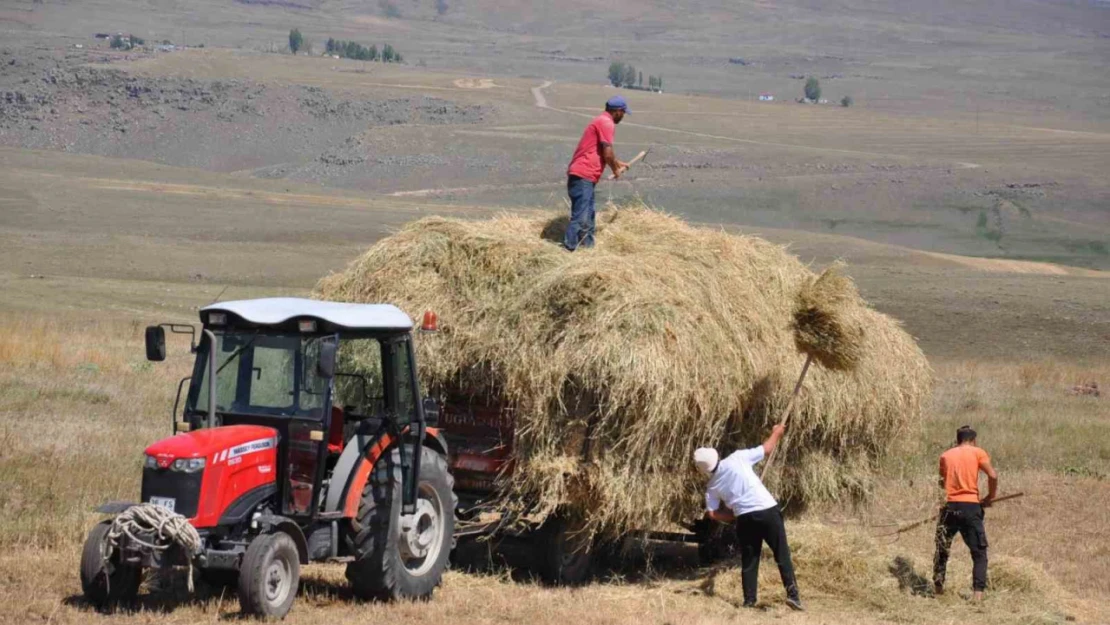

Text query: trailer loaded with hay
(315, 207), (932, 583)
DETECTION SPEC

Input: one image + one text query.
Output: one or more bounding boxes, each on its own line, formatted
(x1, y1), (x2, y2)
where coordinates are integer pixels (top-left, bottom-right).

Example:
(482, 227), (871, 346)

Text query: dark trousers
(933, 502), (989, 591)
(735, 506), (799, 603)
(563, 175), (596, 250)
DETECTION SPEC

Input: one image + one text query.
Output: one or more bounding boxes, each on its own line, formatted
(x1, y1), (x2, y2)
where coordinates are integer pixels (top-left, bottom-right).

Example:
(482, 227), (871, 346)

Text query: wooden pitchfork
(878, 492), (1025, 539)
(760, 354), (813, 480)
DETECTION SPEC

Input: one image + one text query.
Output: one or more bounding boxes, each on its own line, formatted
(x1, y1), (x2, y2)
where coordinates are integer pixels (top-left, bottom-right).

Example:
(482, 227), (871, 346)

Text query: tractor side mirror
(317, 340), (336, 379)
(145, 326), (166, 362)
(422, 397), (440, 427)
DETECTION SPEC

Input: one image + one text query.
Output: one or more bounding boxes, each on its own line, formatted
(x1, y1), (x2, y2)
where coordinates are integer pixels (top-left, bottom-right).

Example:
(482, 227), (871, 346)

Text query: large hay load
(315, 207), (931, 535)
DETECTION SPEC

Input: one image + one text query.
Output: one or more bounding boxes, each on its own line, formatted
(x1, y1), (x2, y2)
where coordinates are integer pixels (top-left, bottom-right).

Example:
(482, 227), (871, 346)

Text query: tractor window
(189, 332), (329, 418)
(393, 339), (417, 426)
(334, 338), (385, 416)
(250, 344), (295, 409)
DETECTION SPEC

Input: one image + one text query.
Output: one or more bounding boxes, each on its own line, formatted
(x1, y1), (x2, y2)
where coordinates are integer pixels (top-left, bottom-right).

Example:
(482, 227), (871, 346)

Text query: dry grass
(699, 523), (1086, 625)
(0, 315), (190, 550)
(314, 207), (932, 535)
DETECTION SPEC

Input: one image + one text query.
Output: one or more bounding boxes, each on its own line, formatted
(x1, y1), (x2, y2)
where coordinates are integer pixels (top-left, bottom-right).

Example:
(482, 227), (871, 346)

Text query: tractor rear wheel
(80, 520), (142, 611)
(237, 532), (300, 619)
(345, 445), (456, 601)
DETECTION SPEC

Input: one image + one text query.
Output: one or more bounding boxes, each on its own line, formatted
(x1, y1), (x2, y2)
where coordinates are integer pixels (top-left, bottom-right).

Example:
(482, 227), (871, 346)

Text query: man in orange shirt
(933, 425), (998, 601)
(563, 96), (629, 251)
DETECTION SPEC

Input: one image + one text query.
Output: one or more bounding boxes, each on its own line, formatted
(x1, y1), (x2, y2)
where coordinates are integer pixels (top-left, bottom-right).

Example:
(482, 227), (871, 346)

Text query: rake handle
(889, 492), (1025, 536)
(760, 353), (814, 480)
(607, 149), (648, 180)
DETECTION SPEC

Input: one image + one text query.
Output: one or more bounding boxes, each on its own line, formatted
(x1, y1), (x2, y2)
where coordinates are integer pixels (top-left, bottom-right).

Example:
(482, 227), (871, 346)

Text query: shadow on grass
(454, 532), (713, 586)
(62, 568), (246, 618)
(889, 555), (934, 596)
(540, 214), (570, 244)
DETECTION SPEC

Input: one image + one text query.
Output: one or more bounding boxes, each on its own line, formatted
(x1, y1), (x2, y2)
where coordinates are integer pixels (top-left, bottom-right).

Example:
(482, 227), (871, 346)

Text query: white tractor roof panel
(202, 298), (413, 331)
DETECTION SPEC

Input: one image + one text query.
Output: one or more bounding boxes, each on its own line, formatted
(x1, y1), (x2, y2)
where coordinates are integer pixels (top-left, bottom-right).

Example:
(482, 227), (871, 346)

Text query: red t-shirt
(567, 113), (616, 183)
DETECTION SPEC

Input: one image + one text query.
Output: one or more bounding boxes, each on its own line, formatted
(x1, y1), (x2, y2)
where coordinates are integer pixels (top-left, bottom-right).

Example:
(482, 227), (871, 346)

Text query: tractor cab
(161, 299), (425, 522)
(83, 298), (455, 619)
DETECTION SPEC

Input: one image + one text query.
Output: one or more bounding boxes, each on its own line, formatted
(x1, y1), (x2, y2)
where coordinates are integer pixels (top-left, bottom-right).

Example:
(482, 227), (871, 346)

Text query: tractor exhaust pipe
(203, 328), (217, 429)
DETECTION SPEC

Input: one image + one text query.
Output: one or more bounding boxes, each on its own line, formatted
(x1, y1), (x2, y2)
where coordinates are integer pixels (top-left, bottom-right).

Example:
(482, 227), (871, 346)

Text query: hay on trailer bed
(315, 207), (932, 535)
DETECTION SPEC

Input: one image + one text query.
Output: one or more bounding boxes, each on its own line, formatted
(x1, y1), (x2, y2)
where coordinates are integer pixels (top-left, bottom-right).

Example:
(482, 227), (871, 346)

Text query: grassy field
(0, 0), (1108, 620)
(1, 318), (1107, 624)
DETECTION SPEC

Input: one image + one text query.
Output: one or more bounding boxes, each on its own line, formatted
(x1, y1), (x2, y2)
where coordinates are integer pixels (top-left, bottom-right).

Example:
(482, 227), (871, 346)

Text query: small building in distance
(759, 92), (774, 101)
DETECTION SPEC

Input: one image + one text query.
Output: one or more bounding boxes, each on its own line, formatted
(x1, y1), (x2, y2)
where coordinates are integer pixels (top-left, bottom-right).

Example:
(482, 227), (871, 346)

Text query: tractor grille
(140, 468), (203, 519)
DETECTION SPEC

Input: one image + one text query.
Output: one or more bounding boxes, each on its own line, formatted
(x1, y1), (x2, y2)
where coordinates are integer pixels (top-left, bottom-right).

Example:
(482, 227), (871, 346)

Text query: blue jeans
(563, 175), (596, 251)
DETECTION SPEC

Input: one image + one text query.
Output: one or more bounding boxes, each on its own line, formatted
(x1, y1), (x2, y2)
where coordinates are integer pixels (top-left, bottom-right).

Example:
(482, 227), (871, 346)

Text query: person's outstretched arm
(762, 424), (786, 456)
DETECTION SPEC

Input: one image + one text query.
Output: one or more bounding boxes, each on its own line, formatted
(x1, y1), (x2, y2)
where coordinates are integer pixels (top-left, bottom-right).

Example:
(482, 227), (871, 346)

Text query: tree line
(287, 29), (403, 63)
(324, 38), (403, 62)
(608, 62), (662, 92)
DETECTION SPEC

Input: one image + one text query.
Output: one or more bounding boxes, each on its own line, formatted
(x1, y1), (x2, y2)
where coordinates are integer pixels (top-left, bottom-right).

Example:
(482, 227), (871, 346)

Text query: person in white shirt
(694, 424), (803, 611)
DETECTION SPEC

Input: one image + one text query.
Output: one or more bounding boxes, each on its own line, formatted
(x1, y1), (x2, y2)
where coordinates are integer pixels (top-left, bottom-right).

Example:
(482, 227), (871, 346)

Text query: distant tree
(369, 44), (378, 61)
(804, 76), (821, 102)
(976, 210), (988, 230)
(622, 64), (636, 88)
(382, 44), (394, 62)
(379, 0), (401, 18)
(436, 0), (449, 15)
(289, 28), (303, 54)
(326, 37), (335, 54)
(638, 71), (643, 87)
(657, 75), (663, 91)
(110, 34), (127, 50)
(840, 95), (853, 107)
(131, 35), (145, 46)
(394, 51), (403, 63)
(608, 62), (625, 87)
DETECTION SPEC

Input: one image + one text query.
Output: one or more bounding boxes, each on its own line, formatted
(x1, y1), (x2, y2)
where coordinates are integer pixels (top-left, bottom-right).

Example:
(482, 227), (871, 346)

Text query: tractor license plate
(149, 497), (176, 513)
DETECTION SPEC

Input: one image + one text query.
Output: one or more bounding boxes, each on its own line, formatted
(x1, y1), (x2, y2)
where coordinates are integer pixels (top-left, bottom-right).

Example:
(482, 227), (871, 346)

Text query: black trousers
(933, 502), (989, 591)
(735, 506), (799, 603)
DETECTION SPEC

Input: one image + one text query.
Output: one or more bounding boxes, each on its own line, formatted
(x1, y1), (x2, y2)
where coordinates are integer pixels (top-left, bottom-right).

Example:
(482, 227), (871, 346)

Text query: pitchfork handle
(760, 353), (814, 480)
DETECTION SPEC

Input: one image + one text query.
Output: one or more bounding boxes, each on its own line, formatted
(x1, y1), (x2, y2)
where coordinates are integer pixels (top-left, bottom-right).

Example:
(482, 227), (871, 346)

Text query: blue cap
(606, 95), (629, 113)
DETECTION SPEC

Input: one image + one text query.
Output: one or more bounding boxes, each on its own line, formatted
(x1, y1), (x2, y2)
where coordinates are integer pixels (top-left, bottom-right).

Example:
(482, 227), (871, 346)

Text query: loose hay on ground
(315, 207), (933, 535)
(700, 523), (1077, 624)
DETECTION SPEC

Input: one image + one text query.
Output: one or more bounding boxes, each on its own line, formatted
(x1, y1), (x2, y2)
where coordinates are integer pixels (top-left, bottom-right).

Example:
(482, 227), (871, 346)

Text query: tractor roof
(201, 298), (412, 331)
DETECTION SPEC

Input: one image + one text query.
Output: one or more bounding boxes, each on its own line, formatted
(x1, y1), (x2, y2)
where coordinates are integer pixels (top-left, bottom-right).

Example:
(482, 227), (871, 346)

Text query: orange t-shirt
(939, 445), (990, 503)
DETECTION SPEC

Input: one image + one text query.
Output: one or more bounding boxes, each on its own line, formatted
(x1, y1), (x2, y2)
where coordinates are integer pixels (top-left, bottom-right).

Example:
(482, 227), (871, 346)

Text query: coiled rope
(106, 503), (203, 591)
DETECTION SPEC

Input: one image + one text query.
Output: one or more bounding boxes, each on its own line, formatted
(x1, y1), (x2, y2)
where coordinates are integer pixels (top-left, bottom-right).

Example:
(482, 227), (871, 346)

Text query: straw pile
(315, 207), (932, 535)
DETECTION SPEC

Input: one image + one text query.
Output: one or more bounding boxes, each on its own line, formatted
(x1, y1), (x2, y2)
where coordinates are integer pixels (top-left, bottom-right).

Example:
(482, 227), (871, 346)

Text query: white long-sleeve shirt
(705, 446), (778, 517)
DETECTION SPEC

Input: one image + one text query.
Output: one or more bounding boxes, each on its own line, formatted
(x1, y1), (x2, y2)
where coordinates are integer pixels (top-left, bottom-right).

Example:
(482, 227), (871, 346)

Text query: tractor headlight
(144, 455), (159, 470)
(172, 457), (206, 473)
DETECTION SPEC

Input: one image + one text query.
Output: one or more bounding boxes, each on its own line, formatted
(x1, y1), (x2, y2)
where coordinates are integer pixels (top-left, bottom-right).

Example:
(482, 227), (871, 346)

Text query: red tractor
(80, 298), (456, 618)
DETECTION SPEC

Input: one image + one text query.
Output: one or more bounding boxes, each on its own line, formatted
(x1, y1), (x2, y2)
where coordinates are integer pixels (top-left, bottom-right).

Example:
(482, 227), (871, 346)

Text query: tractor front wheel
(345, 445), (456, 601)
(237, 532), (300, 619)
(80, 521), (142, 611)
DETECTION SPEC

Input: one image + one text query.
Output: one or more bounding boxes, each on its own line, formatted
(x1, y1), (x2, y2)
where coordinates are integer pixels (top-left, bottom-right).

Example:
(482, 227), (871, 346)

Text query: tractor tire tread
(345, 445), (455, 601)
(237, 531), (300, 619)
(80, 520), (142, 611)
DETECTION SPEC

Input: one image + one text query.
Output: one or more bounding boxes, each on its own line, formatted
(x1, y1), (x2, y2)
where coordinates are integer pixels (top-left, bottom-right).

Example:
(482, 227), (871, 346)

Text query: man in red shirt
(563, 96), (630, 251)
(933, 425), (999, 601)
